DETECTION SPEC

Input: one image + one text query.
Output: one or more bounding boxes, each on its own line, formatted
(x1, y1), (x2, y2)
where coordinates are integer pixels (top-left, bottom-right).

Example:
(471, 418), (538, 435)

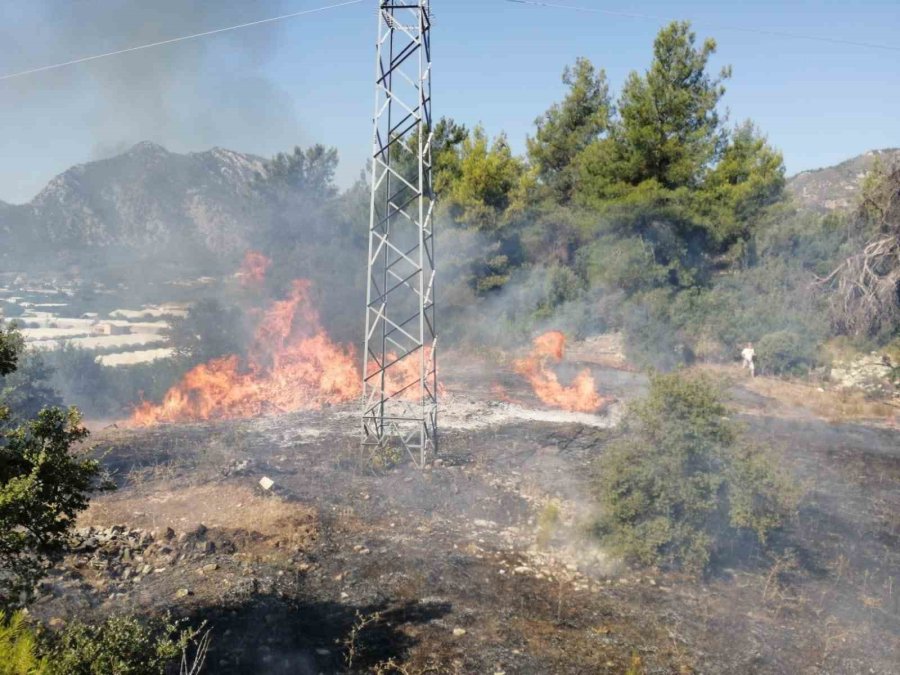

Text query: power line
(0, 0), (365, 83)
(503, 0), (900, 53)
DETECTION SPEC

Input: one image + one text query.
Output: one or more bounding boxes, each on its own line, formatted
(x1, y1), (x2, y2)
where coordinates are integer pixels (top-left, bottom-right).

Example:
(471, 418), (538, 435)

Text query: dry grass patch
(745, 377), (897, 422)
(696, 364), (898, 423)
(79, 483), (318, 546)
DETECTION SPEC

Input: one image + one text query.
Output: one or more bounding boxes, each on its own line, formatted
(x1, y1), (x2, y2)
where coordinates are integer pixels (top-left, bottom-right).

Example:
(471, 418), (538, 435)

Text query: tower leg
(362, 1), (437, 467)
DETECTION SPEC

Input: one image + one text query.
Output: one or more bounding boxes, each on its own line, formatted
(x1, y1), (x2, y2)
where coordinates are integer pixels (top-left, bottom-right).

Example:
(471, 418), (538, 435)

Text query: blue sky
(0, 0), (897, 203)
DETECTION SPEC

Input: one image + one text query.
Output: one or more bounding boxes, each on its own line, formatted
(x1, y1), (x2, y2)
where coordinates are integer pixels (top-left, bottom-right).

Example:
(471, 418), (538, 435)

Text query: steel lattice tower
(362, 0), (436, 466)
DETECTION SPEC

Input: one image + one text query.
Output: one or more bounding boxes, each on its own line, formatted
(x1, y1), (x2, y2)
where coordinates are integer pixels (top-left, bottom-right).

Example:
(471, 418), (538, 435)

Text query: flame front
(513, 330), (607, 413)
(131, 278), (359, 426)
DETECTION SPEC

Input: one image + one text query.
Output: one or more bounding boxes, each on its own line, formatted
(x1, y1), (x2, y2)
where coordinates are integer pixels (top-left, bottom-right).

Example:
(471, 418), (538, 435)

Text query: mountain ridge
(2, 142), (896, 270)
(0, 142), (268, 265)
(786, 148), (900, 212)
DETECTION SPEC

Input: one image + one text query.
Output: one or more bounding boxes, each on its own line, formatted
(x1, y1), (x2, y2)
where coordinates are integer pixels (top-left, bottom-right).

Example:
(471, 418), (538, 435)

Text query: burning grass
(131, 279), (359, 425)
(131, 253), (439, 427)
(512, 331), (612, 413)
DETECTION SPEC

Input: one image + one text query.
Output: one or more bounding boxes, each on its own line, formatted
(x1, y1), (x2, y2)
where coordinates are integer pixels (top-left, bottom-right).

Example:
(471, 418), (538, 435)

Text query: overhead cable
(502, 0), (900, 53)
(0, 0), (365, 82)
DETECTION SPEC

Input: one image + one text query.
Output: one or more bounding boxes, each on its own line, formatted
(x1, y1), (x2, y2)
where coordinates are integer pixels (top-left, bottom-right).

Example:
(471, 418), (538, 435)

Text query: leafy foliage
(0, 611), (48, 675)
(0, 406), (102, 609)
(592, 373), (799, 573)
(43, 614), (203, 675)
(0, 325), (18, 378)
(0, 324), (105, 611)
(439, 126), (528, 234)
(756, 330), (819, 376)
(0, 610), (206, 675)
(607, 22), (729, 191)
(430, 20), (803, 363)
(527, 57), (611, 202)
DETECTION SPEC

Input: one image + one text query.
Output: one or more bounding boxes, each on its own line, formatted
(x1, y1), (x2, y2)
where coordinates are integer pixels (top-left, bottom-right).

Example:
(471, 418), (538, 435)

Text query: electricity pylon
(362, 0), (436, 466)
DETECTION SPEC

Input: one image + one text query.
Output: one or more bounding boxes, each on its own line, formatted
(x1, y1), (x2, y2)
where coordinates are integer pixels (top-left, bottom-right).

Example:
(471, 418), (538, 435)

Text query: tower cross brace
(362, 0), (437, 466)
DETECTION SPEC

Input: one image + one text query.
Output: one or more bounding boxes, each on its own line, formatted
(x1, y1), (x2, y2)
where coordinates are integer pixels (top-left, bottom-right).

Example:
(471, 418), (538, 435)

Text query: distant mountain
(0, 141), (267, 267)
(787, 148), (900, 212)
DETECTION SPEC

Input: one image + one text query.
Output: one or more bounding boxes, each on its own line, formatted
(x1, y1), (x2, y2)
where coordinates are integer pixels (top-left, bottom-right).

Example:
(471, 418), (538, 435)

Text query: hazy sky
(0, 0), (897, 204)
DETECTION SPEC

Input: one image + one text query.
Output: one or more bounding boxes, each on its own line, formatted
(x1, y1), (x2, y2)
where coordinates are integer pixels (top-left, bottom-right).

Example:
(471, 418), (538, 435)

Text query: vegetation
(1, 326), (103, 610)
(821, 159), (900, 341)
(412, 21), (896, 371)
(0, 611), (48, 675)
(592, 372), (799, 573)
(1, 326), (207, 672)
(0, 329), (61, 422)
(42, 614), (206, 675)
(0, 611), (206, 675)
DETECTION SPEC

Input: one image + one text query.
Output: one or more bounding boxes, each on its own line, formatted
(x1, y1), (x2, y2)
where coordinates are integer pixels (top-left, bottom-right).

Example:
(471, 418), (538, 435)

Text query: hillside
(787, 147), (900, 212)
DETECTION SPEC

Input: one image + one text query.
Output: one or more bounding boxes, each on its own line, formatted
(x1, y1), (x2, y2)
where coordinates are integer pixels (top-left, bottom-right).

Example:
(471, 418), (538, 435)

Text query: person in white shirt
(741, 342), (755, 377)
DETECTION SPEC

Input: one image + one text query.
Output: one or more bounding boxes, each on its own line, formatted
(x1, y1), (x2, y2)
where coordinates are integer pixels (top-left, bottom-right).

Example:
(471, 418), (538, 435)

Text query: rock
(452, 628), (466, 637)
(190, 524), (208, 538)
(175, 588), (192, 599)
(164, 527), (176, 540)
(78, 537), (99, 551)
(141, 564), (152, 575)
(201, 563), (219, 574)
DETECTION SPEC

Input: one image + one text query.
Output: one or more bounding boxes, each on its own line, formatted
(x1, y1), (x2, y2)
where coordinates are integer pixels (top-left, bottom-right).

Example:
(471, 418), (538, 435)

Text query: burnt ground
(29, 358), (900, 674)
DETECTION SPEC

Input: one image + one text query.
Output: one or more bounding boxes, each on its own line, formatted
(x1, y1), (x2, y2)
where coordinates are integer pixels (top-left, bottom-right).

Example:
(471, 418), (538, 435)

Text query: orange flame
(512, 331), (607, 413)
(237, 251), (271, 288)
(131, 277), (359, 425)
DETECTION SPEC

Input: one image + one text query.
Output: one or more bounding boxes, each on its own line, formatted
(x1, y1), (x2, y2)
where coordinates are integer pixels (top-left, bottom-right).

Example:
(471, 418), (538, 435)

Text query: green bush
(43, 614), (204, 675)
(1, 612), (206, 675)
(756, 330), (819, 376)
(592, 372), (799, 573)
(1, 407), (103, 610)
